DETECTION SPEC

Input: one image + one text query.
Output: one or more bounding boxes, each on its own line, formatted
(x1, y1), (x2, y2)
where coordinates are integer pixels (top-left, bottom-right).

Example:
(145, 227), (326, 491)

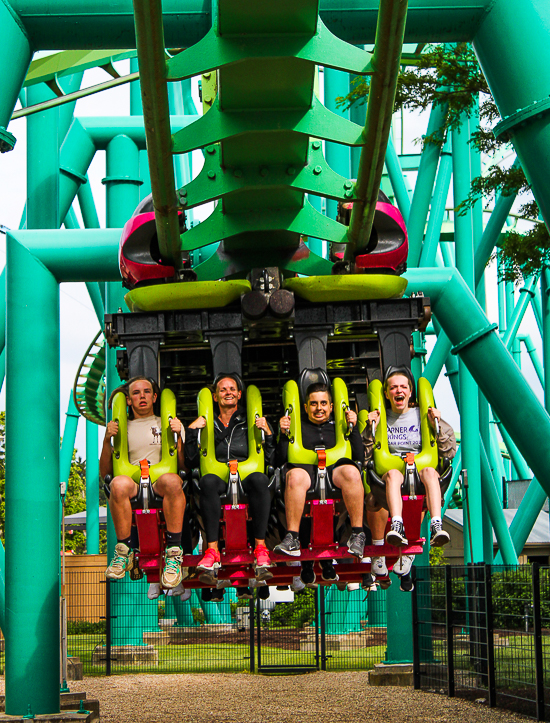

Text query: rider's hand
(255, 416), (271, 435)
(105, 420), (119, 439)
(345, 409), (357, 427)
(189, 416), (207, 430)
(279, 416), (291, 433)
(368, 409), (380, 430)
(427, 407), (441, 426)
(169, 417), (183, 435)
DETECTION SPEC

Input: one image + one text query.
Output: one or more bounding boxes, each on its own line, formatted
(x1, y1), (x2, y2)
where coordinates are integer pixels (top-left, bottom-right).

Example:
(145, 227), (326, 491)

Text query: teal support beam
(77, 176), (100, 228)
(60, 394), (79, 493)
(0, 538), (5, 634)
(422, 328), (452, 387)
(452, 113), (482, 562)
(518, 334), (543, 386)
(405, 267), (550, 500)
(350, 72), (366, 180)
(86, 421), (100, 554)
(418, 140), (452, 268)
(480, 441), (518, 565)
(530, 282), (543, 336)
(0, 348), (5, 394)
(5, 240), (60, 716)
(502, 276), (539, 350)
(442, 445), (461, 515)
(506, 281), (521, 369)
(0, 1), (32, 152)
(406, 102), (448, 267)
(506, 479), (548, 559)
(26, 85), (59, 230)
(59, 119), (96, 225)
(324, 67), (351, 220)
(385, 133), (411, 223)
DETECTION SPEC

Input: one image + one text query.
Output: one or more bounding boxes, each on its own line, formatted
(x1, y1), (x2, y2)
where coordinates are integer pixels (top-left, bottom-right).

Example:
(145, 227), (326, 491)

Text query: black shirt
(276, 415), (363, 465)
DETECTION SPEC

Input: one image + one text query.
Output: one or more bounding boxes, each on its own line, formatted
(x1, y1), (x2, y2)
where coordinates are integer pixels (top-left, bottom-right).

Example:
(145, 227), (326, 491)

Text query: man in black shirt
(185, 374), (276, 595)
(275, 382), (366, 568)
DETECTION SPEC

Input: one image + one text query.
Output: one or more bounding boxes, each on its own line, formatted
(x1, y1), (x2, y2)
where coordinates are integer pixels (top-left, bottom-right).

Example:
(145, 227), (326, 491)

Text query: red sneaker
(197, 548), (221, 572)
(254, 545), (273, 582)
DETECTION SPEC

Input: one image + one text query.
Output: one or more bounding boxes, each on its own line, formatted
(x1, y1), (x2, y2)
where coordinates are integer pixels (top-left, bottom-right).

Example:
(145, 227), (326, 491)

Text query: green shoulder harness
(196, 384), (265, 483)
(282, 377), (352, 465)
(364, 376), (438, 477)
(111, 388), (178, 483)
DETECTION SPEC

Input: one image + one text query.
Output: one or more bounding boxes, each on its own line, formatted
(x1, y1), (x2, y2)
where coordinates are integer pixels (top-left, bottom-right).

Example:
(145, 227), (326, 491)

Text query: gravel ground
(53, 672), (530, 723)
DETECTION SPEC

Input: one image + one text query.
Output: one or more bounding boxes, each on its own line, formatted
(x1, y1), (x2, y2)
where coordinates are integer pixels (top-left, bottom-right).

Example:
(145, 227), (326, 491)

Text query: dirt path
(59, 672), (529, 723)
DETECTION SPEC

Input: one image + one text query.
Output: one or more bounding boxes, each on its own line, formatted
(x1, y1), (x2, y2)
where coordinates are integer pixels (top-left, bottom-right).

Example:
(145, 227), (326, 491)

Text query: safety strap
(403, 452), (416, 499)
(228, 459), (239, 506)
(315, 447), (327, 501)
(139, 459), (151, 510)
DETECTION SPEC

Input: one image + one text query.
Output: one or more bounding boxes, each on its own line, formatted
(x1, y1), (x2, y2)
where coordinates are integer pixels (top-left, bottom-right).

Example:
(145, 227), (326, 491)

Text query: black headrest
(298, 367), (330, 404)
(383, 365), (417, 404)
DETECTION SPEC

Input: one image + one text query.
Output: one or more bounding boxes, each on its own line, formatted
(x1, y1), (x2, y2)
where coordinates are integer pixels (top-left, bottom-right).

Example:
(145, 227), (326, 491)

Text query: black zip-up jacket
(276, 415), (363, 467)
(185, 409), (276, 472)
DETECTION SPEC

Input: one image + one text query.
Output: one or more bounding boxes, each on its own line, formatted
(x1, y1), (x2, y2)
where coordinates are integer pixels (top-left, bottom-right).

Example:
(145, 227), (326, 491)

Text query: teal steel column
(419, 139), (452, 268)
(77, 177), (100, 229)
(452, 115), (483, 562)
(385, 134), (411, 223)
(26, 85), (59, 230)
(0, 539), (5, 633)
(407, 102), (448, 267)
(519, 335), (544, 386)
(506, 281), (521, 369)
(5, 240), (60, 715)
(60, 394), (79, 492)
(86, 421), (100, 554)
(0, 2), (32, 152)
(59, 120), (96, 224)
(324, 68), (351, 220)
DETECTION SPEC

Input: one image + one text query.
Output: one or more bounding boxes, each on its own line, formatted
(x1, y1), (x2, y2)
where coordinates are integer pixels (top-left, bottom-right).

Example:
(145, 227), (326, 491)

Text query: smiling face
(126, 379), (157, 418)
(304, 391), (333, 425)
(384, 373), (412, 414)
(213, 377), (241, 411)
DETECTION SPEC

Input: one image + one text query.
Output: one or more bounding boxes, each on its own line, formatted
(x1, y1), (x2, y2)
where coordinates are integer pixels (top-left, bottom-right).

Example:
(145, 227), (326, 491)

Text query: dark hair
(107, 376), (160, 419)
(213, 373), (243, 393)
(305, 382), (332, 403)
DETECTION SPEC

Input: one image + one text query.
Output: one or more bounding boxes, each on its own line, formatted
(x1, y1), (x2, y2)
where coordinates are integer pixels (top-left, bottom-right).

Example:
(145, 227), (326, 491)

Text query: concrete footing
(0, 691), (99, 722)
(91, 643), (159, 665)
(368, 663), (414, 686)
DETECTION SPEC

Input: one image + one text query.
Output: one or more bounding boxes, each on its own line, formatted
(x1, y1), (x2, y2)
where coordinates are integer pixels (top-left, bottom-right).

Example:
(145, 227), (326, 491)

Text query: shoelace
(110, 552), (128, 568)
(165, 554), (182, 572)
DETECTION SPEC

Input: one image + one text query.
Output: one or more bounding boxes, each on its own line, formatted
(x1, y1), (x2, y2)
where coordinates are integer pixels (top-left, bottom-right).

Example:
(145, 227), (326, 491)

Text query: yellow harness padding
(197, 384), (264, 483)
(283, 377), (352, 465)
(365, 376), (438, 477)
(112, 388), (178, 483)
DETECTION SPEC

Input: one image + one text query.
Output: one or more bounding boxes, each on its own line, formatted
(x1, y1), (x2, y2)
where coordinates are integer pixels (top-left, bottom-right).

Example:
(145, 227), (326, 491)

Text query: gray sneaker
(105, 543), (134, 580)
(347, 531), (366, 558)
(274, 532), (301, 557)
(393, 554), (415, 576)
(371, 555), (388, 577)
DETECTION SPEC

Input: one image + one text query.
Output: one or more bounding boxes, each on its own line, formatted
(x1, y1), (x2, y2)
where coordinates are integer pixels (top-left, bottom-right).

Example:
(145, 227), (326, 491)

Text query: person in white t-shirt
(367, 369), (451, 552)
(100, 377), (186, 589)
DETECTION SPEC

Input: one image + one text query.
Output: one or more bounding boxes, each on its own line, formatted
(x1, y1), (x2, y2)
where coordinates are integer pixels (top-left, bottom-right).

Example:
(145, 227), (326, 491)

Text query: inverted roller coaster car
(119, 207), (187, 289)
(336, 190), (408, 274)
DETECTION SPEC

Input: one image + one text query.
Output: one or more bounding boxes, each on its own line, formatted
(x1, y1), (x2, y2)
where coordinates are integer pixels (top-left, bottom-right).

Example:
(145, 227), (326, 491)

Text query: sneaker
(430, 520), (450, 547)
(336, 580), (348, 591)
(197, 548), (221, 585)
(274, 532), (301, 557)
(237, 586), (254, 600)
(393, 554), (415, 576)
(371, 555), (388, 577)
(386, 520), (408, 547)
(291, 576), (306, 593)
(254, 544), (274, 582)
(147, 582), (161, 600)
(258, 585), (270, 600)
(180, 588), (192, 602)
(161, 546), (184, 589)
(347, 531), (366, 558)
(300, 561), (316, 586)
(400, 573), (414, 592)
(321, 560), (338, 582)
(347, 582), (360, 592)
(361, 573), (378, 592)
(105, 543), (134, 580)
(211, 587), (225, 602)
(378, 577), (392, 590)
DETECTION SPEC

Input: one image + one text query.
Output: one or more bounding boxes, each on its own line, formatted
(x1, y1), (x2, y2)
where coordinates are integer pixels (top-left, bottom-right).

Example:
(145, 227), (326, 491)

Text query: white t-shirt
(386, 407), (421, 455)
(127, 415), (162, 466)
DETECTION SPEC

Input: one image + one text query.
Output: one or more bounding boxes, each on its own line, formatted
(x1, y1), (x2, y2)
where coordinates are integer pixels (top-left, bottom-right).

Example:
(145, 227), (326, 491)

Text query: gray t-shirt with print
(386, 407), (421, 455)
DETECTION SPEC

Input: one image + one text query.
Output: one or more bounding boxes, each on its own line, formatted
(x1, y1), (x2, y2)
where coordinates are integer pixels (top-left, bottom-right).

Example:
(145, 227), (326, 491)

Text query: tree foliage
(340, 43), (550, 281)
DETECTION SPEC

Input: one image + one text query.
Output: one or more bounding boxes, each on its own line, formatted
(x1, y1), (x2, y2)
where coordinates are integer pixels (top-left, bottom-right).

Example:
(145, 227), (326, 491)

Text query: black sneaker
(386, 520), (408, 547)
(400, 573), (414, 593)
(430, 520), (450, 547)
(321, 560), (338, 582)
(211, 587), (225, 601)
(378, 577), (392, 590)
(347, 531), (366, 558)
(201, 587), (213, 602)
(274, 532), (301, 557)
(236, 586), (254, 600)
(300, 561), (316, 586)
(257, 585), (270, 600)
(361, 573), (377, 592)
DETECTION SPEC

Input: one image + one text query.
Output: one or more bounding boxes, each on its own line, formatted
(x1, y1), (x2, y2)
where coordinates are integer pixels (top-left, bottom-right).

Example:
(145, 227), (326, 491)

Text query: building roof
(445, 508), (550, 545)
(64, 507), (107, 529)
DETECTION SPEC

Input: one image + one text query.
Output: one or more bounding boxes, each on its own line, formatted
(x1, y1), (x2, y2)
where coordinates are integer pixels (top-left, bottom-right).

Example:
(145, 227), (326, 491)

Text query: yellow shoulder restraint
(111, 388), (178, 483)
(362, 376), (438, 477)
(196, 384), (264, 483)
(282, 377), (352, 465)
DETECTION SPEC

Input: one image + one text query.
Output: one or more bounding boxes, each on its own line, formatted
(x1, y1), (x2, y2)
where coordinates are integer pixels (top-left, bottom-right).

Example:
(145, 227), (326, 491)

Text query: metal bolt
(178, 189), (187, 197)
(203, 72), (211, 79)
(207, 170), (216, 179)
(233, 169), (243, 178)
(313, 165), (322, 175)
(312, 140), (321, 150)
(345, 190), (353, 198)
(204, 95), (212, 104)
(206, 146), (216, 155)
(344, 181), (353, 190)
(286, 166), (296, 176)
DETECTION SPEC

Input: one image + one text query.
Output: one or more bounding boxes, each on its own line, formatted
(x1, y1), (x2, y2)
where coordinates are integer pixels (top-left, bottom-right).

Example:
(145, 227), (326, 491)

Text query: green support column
(59, 394), (79, 492)
(5, 240), (60, 716)
(26, 85), (59, 230)
(419, 139), (452, 268)
(384, 582), (412, 663)
(86, 420), (100, 554)
(452, 115), (483, 563)
(385, 134), (411, 223)
(0, 1), (32, 152)
(324, 68), (351, 220)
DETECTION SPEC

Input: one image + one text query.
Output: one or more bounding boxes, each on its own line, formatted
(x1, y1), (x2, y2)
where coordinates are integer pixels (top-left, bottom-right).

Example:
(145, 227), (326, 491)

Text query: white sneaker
(393, 554), (415, 576)
(347, 582), (360, 592)
(371, 555), (388, 577)
(147, 582), (161, 600)
(291, 576), (306, 592)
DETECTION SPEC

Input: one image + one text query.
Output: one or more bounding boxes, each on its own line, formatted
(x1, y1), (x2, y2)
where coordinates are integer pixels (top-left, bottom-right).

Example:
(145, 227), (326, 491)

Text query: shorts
(285, 457), (360, 491)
